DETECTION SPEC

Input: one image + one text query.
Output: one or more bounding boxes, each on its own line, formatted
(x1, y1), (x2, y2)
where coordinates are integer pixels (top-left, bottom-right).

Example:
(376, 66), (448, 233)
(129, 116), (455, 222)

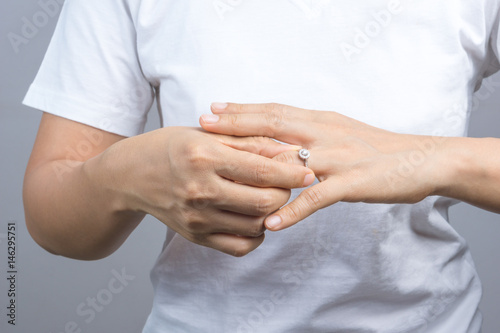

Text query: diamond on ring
(298, 149), (310, 167)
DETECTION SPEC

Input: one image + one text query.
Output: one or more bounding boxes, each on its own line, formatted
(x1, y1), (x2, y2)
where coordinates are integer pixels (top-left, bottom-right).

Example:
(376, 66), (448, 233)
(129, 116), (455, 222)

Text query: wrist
(430, 136), (481, 199)
(82, 138), (146, 218)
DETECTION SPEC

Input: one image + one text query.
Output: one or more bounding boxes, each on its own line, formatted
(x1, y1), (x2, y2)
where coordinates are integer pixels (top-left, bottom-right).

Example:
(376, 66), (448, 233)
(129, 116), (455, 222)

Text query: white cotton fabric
(24, 0), (500, 332)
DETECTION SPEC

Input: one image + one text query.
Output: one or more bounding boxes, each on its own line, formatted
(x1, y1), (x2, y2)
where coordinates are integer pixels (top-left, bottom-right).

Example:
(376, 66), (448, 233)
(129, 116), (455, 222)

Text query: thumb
(264, 181), (340, 231)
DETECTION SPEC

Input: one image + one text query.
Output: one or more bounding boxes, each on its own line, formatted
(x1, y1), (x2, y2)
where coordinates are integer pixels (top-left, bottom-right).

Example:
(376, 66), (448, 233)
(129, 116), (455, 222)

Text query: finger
(216, 147), (316, 189)
(215, 180), (291, 216)
(212, 134), (302, 159)
(200, 209), (267, 237)
(200, 103), (314, 145)
(264, 181), (342, 231)
(273, 149), (330, 178)
(205, 233), (265, 257)
(273, 150), (312, 167)
(211, 102), (302, 115)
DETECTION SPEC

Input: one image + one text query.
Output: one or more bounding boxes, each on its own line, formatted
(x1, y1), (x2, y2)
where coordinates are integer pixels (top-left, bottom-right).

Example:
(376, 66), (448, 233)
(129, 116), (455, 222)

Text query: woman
(23, 0), (500, 331)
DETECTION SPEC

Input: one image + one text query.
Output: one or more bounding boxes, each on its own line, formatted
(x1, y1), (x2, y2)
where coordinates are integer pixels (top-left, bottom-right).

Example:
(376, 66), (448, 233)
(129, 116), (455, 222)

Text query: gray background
(1, 2), (499, 333)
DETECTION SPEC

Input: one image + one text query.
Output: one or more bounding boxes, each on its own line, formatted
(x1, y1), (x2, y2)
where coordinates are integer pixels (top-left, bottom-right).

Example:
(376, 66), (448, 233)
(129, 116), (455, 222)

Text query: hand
(200, 103), (446, 231)
(103, 126), (314, 256)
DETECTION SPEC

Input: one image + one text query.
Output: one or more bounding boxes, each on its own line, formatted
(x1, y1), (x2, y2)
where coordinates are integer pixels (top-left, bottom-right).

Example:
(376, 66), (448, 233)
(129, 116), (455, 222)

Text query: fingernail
(266, 215), (282, 229)
(303, 173), (315, 187)
(211, 102), (228, 110)
(201, 114), (220, 124)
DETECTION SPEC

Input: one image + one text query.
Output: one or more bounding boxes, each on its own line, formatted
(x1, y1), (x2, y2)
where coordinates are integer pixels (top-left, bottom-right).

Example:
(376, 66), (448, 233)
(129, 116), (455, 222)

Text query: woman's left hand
(200, 103), (449, 231)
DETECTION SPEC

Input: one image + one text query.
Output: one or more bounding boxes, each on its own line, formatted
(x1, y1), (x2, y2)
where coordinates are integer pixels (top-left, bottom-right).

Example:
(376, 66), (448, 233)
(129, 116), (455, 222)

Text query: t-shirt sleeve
(484, 1), (500, 77)
(23, 0), (154, 137)
(492, 16), (500, 70)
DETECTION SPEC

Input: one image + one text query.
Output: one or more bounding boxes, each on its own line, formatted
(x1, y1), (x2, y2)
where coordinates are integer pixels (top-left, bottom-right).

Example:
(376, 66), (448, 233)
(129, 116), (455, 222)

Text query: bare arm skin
(23, 113), (136, 260)
(200, 103), (500, 231)
(24, 113), (315, 260)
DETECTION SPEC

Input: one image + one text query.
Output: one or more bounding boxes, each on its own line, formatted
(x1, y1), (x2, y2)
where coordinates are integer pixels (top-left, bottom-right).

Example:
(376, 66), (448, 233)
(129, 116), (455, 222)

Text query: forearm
(433, 137), (500, 213)
(23, 149), (145, 260)
(199, 103), (500, 230)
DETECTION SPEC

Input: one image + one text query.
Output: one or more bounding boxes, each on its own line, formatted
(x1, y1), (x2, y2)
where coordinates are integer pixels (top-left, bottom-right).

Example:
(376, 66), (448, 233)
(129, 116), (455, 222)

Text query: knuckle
(183, 181), (200, 197)
(253, 159), (271, 184)
(182, 212), (205, 234)
(247, 221), (266, 238)
(283, 189), (323, 223)
(285, 205), (303, 222)
(303, 187), (324, 209)
(189, 234), (210, 248)
(184, 181), (204, 201)
(231, 249), (246, 257)
(254, 193), (275, 215)
(253, 135), (271, 143)
(252, 136), (272, 153)
(231, 239), (258, 257)
(185, 143), (211, 168)
(229, 114), (240, 127)
(233, 103), (244, 113)
(275, 152), (296, 165)
(183, 181), (217, 207)
(267, 102), (284, 115)
(263, 103), (286, 136)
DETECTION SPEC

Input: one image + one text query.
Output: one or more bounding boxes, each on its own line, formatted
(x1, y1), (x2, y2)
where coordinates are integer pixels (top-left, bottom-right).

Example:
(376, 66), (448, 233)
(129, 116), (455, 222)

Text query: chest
(135, 0), (488, 135)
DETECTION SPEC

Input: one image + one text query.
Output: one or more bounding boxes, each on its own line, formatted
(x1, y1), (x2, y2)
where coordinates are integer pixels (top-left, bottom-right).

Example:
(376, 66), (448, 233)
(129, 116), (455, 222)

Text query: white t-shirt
(24, 0), (500, 332)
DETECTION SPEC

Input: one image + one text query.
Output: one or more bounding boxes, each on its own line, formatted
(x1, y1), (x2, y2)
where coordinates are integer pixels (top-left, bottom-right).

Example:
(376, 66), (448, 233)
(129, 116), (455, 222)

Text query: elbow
(24, 212), (62, 257)
(24, 211), (115, 261)
(22, 179), (115, 261)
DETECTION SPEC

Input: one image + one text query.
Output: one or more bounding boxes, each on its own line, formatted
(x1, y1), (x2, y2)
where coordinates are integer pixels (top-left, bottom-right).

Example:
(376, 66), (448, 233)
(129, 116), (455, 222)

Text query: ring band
(298, 149), (310, 168)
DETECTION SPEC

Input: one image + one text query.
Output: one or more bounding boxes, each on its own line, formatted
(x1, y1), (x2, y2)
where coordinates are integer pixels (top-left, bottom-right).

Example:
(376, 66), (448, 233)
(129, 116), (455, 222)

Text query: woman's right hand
(95, 127), (315, 256)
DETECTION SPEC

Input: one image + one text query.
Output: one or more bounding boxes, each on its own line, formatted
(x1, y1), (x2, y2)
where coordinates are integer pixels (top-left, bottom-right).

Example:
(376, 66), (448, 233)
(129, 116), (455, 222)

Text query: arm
(23, 113), (143, 260)
(200, 103), (500, 230)
(24, 113), (314, 260)
(436, 136), (500, 212)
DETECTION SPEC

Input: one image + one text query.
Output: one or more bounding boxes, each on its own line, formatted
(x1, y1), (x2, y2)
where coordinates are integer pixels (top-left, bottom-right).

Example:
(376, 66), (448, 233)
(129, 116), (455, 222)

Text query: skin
(25, 102), (500, 259)
(200, 102), (500, 231)
(23, 113), (315, 260)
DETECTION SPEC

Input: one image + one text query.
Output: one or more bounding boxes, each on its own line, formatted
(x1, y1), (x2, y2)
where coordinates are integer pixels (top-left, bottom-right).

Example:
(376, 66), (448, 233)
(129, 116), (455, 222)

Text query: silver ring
(298, 149), (310, 168)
